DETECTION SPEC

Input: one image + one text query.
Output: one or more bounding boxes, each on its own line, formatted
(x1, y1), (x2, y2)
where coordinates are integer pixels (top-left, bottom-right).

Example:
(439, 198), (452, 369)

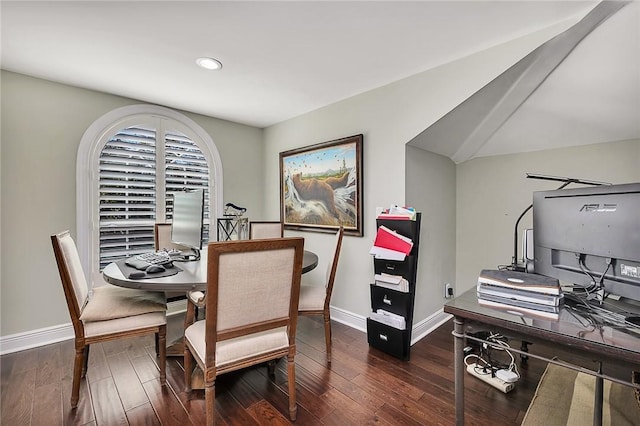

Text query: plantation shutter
(164, 130), (210, 241)
(98, 125), (209, 270)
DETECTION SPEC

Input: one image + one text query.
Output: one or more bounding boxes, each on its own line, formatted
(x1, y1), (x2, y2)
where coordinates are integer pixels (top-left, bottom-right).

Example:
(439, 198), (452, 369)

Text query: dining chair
(154, 222), (190, 252)
(51, 230), (167, 408)
(183, 237), (304, 425)
(249, 221), (283, 239)
(298, 226), (344, 362)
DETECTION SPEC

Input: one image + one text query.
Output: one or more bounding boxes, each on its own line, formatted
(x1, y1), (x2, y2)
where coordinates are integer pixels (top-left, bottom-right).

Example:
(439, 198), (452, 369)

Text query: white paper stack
(374, 273), (409, 292)
(370, 309), (406, 330)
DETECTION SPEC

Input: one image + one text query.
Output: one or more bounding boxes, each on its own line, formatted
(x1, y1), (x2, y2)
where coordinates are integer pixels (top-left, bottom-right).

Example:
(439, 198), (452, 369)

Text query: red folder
(373, 226), (413, 255)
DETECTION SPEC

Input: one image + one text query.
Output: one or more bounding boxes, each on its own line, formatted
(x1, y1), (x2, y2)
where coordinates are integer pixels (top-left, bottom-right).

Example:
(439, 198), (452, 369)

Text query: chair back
(51, 231), (89, 335)
(323, 227), (344, 306)
(249, 221), (283, 239)
(205, 238), (304, 343)
(155, 223), (189, 251)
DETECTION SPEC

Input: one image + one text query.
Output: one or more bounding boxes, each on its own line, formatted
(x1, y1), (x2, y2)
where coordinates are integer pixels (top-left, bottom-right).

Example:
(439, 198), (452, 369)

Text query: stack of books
(477, 269), (563, 320)
(369, 225), (414, 261)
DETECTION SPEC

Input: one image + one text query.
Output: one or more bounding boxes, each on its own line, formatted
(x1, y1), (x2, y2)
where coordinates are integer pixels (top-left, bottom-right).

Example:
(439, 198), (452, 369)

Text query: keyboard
(125, 251), (173, 271)
(135, 251), (172, 264)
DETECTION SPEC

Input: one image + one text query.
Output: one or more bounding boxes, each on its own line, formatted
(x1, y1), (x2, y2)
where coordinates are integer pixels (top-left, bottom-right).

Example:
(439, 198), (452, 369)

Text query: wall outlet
(444, 283), (454, 299)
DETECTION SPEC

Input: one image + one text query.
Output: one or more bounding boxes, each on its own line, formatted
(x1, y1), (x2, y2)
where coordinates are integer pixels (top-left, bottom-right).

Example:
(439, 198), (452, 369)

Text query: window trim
(77, 104), (223, 280)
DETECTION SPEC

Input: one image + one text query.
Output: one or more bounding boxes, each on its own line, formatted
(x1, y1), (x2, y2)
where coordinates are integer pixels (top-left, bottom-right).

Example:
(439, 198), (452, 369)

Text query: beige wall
(0, 71), (264, 336)
(262, 26), (560, 323)
(406, 147), (456, 320)
(456, 140), (640, 294)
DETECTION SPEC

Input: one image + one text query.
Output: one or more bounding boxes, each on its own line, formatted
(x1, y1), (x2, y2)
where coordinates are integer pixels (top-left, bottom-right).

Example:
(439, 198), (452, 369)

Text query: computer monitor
(533, 183), (640, 302)
(171, 189), (205, 260)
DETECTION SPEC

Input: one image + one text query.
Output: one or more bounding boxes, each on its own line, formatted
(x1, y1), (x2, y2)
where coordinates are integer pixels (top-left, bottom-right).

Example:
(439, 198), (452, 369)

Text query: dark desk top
(445, 288), (640, 365)
(103, 249), (319, 292)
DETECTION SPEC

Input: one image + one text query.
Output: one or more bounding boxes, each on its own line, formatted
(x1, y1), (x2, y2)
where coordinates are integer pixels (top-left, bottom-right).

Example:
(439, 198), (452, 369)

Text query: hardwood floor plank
(143, 377), (193, 425)
(214, 382), (261, 425)
(131, 353), (162, 384)
(374, 402), (430, 426)
(240, 366), (320, 425)
(61, 376), (95, 425)
(320, 388), (394, 426)
(126, 402), (161, 426)
(31, 382), (63, 426)
(86, 343), (112, 384)
(353, 367), (425, 402)
(35, 343), (62, 386)
(221, 370), (265, 409)
(1, 368), (36, 426)
(246, 399), (294, 426)
(107, 351), (151, 411)
(90, 377), (128, 425)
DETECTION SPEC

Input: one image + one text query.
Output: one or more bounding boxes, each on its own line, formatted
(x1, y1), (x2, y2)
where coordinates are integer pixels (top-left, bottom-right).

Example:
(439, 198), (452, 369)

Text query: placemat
(116, 259), (182, 280)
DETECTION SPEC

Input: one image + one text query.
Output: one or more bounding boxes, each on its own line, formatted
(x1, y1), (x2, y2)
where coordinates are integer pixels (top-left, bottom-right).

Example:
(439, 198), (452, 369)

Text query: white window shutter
(97, 126), (209, 269)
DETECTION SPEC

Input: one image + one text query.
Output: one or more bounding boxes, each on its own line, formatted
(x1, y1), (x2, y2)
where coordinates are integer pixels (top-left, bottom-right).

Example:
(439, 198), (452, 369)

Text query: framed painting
(279, 134), (363, 236)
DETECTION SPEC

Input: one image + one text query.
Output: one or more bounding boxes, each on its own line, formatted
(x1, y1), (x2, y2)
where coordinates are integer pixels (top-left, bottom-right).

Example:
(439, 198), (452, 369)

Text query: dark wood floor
(0, 314), (592, 425)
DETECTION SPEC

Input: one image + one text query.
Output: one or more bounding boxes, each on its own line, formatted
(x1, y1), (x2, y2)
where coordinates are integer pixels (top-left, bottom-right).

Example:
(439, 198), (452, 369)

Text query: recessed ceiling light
(196, 57), (222, 71)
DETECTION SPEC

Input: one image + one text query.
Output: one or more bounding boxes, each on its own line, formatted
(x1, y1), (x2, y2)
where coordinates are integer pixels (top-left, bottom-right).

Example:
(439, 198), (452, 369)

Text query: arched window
(77, 105), (223, 281)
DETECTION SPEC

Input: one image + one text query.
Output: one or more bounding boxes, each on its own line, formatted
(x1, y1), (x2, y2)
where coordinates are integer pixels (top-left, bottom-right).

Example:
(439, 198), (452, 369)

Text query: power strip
(466, 363), (514, 393)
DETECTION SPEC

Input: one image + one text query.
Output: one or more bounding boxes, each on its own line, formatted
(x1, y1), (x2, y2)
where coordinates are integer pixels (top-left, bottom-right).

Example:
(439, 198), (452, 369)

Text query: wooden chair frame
(183, 237), (304, 425)
(299, 227), (344, 362)
(51, 231), (166, 408)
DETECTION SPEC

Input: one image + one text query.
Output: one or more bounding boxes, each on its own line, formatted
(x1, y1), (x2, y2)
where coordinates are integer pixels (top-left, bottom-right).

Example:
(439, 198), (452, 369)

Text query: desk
(103, 249), (318, 291)
(444, 288), (640, 426)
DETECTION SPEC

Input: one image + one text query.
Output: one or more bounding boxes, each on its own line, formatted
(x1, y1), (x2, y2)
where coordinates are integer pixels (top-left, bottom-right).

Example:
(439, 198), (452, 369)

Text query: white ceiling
(2, 1), (638, 159)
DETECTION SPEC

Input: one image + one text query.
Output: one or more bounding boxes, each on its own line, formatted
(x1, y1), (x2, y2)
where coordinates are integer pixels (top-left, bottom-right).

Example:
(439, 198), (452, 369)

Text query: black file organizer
(367, 213), (421, 360)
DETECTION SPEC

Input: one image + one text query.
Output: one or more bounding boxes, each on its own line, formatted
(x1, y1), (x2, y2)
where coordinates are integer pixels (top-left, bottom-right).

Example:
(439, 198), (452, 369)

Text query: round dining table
(102, 249), (318, 291)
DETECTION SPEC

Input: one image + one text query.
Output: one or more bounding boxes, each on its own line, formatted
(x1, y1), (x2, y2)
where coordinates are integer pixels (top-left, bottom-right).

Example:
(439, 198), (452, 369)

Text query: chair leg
(155, 332), (160, 356)
(81, 345), (90, 377)
(287, 352), (297, 421)
(158, 325), (166, 385)
(324, 312), (332, 363)
(71, 344), (85, 408)
(205, 379), (216, 426)
(184, 345), (194, 392)
(267, 360), (277, 379)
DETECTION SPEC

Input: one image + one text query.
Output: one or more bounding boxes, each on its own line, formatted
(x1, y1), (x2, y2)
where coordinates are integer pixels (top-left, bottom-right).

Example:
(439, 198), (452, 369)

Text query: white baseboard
(0, 299), (188, 355)
(0, 323), (75, 355)
(0, 304), (450, 355)
(329, 305), (452, 346)
(411, 310), (452, 345)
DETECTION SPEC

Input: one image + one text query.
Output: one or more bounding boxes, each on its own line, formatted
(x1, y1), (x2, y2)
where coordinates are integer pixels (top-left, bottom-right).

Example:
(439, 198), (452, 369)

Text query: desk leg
(453, 317), (465, 426)
(594, 362), (603, 426)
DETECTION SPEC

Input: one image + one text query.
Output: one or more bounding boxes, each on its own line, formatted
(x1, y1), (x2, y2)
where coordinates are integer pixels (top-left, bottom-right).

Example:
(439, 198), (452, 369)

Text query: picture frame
(279, 134), (363, 236)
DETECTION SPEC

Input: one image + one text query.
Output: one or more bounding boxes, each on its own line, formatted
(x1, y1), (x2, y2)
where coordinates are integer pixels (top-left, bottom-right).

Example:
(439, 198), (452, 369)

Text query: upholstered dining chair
(51, 231), (167, 408)
(183, 237), (304, 425)
(298, 226), (344, 362)
(249, 221), (283, 239)
(154, 222), (190, 252)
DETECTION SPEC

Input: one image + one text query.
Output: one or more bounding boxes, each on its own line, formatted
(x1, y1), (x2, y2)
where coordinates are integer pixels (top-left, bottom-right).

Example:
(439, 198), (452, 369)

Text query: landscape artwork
(280, 134), (363, 236)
